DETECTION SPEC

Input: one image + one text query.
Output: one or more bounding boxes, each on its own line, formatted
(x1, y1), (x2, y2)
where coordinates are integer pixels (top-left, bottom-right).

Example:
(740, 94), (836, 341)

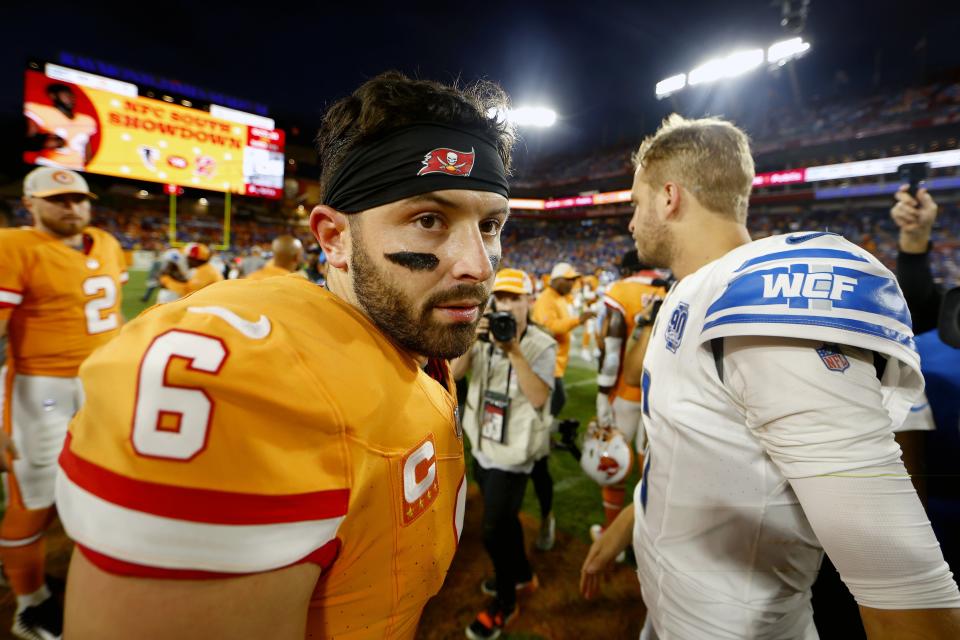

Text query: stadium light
(489, 106), (558, 127)
(688, 49), (764, 86)
(767, 37), (811, 66)
(655, 74), (687, 99)
(656, 37), (811, 97)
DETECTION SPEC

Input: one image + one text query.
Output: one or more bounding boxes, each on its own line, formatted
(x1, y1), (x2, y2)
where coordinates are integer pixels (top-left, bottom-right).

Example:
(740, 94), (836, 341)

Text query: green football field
(120, 270), (620, 543)
(120, 269), (152, 320)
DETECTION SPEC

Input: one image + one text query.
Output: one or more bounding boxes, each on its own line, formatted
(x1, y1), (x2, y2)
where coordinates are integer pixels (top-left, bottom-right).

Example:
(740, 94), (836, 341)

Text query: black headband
(322, 123), (509, 213)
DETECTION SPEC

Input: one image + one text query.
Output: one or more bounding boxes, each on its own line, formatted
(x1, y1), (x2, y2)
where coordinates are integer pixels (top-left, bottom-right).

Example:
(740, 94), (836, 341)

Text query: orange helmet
(183, 243), (211, 262)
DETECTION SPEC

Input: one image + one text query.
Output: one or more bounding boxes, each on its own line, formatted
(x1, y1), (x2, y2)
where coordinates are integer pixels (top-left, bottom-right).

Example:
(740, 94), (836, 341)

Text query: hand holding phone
(898, 162), (930, 198)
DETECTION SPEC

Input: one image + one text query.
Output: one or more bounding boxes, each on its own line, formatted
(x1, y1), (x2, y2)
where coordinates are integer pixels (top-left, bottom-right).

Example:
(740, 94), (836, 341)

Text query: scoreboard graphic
(24, 63), (285, 199)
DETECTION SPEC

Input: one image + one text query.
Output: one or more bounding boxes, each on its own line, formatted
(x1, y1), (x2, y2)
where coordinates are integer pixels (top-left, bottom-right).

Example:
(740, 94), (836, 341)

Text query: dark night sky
(3, 0), (960, 163)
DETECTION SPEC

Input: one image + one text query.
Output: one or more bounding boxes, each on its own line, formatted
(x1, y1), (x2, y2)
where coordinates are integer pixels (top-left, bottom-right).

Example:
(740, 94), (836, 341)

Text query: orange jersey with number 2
(0, 227), (127, 377)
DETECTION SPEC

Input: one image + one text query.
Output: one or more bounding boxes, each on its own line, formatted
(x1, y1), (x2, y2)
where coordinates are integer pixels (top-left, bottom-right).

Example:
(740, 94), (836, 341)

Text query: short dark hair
(316, 71), (516, 202)
(46, 83), (74, 95)
(620, 249), (642, 274)
(620, 249), (654, 275)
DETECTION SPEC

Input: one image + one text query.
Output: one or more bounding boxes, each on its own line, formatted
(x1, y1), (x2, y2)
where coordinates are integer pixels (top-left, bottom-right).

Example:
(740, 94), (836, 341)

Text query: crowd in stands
(6, 75), (959, 288)
(5, 195), (956, 289)
(3, 198), (312, 254)
(511, 80), (960, 189)
(500, 217), (635, 277)
(503, 205), (960, 287)
(747, 81), (960, 155)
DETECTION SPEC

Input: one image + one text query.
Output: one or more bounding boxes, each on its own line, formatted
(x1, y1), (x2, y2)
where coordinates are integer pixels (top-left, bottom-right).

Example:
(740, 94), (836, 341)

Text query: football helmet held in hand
(580, 420), (633, 486)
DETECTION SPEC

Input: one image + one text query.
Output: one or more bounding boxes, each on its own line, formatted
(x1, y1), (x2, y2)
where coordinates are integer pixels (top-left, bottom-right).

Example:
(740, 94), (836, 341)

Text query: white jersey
(897, 391), (936, 432)
(634, 232), (923, 639)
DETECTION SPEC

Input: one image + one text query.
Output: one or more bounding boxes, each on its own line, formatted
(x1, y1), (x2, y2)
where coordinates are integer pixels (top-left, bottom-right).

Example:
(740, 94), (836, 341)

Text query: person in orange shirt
(590, 250), (666, 546)
(578, 272), (602, 361)
(56, 71), (516, 640)
(529, 262), (595, 551)
(0, 167), (126, 640)
(158, 243), (223, 297)
(246, 235), (304, 281)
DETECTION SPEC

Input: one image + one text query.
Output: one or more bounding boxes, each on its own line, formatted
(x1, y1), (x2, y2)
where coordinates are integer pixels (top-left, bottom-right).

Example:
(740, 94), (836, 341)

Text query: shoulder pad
(700, 234), (918, 369)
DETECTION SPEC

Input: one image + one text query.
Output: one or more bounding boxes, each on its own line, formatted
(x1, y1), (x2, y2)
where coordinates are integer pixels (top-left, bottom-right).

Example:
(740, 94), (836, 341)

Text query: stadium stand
(5, 80), (958, 289)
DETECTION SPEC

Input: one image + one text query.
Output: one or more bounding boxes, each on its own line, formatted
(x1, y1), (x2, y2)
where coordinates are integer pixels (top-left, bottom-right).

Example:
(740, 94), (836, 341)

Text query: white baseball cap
(23, 167), (97, 199)
(550, 262), (580, 280)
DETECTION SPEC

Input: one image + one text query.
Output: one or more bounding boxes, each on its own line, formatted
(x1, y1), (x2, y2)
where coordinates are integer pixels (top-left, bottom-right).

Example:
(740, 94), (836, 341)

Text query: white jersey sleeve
(724, 336), (960, 609)
(724, 335), (903, 478)
(700, 232), (923, 431)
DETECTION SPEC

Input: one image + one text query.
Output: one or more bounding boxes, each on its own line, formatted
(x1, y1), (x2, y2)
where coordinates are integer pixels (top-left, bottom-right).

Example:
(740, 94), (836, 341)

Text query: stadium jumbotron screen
(23, 62), (285, 199)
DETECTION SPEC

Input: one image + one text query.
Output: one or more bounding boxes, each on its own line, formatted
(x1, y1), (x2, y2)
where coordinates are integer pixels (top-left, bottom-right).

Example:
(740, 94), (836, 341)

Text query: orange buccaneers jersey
(56, 276), (466, 640)
(0, 227), (127, 377)
(24, 103), (97, 170)
(603, 273), (666, 403)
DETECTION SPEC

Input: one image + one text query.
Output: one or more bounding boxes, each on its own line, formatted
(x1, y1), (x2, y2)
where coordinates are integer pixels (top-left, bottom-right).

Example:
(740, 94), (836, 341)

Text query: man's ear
(662, 181), (683, 221)
(310, 205), (350, 269)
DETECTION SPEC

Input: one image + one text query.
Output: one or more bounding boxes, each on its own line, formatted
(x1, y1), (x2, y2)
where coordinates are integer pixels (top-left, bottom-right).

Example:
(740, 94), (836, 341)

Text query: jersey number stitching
(130, 330), (229, 461)
(82, 276), (119, 335)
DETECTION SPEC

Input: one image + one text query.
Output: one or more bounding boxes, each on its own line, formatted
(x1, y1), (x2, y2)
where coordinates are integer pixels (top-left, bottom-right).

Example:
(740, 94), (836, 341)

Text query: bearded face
(30, 194), (90, 238)
(350, 232), (488, 359)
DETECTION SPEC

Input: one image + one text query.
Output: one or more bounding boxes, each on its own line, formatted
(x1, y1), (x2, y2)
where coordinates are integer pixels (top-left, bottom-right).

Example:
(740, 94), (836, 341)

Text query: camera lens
(489, 312), (517, 343)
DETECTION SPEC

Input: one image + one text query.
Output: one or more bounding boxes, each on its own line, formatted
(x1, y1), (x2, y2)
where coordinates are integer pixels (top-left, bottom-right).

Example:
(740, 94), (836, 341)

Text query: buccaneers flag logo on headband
(418, 147), (476, 177)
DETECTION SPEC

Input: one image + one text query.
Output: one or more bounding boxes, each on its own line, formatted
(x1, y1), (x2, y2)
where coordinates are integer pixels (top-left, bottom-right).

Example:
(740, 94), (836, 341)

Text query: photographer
(530, 262), (595, 550)
(452, 269), (557, 640)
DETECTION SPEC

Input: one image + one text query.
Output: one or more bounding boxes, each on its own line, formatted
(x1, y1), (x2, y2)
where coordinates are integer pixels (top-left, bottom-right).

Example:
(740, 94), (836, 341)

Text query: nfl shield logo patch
(816, 344), (850, 372)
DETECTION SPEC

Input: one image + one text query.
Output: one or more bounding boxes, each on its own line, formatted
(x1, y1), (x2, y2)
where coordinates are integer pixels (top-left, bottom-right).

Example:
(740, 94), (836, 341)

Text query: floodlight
(655, 74), (686, 99)
(767, 37), (811, 64)
(689, 49), (764, 86)
(508, 106), (558, 127)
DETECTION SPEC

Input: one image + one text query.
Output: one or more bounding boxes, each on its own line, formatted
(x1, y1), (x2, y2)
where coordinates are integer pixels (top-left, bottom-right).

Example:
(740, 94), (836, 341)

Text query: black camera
(479, 311), (517, 343)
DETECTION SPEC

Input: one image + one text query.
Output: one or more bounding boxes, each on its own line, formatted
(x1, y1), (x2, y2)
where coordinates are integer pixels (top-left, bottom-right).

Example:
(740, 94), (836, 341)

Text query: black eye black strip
(384, 251), (440, 271)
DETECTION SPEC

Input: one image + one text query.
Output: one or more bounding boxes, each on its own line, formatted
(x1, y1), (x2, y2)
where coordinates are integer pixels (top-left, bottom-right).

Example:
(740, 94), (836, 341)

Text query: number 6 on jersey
(132, 330), (228, 460)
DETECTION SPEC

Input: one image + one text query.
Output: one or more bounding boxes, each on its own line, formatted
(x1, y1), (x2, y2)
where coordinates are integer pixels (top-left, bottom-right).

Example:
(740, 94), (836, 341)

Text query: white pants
(613, 397), (645, 451)
(8, 374), (83, 509)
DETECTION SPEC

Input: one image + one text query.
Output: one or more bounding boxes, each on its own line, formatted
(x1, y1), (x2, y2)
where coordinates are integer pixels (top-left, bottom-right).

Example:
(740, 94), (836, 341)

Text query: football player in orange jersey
(589, 250), (666, 549)
(56, 71), (516, 640)
(578, 272), (602, 361)
(157, 242), (224, 298)
(0, 166), (127, 640)
(24, 84), (97, 171)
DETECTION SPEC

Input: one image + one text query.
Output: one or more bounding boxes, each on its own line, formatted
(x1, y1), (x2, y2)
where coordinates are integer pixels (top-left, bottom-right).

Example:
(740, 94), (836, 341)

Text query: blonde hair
(632, 114), (755, 222)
